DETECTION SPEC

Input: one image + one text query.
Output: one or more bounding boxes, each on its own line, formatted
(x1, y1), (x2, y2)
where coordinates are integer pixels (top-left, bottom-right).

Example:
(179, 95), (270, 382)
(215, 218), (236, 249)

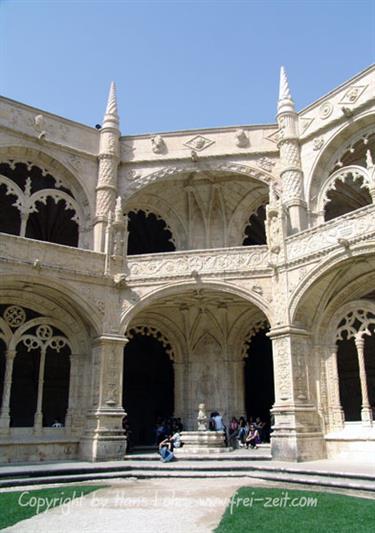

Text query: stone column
(231, 358), (245, 417)
(93, 82), (120, 252)
(327, 344), (345, 431)
(277, 67), (307, 234)
(19, 212), (28, 238)
(0, 349), (16, 433)
(355, 337), (373, 426)
(269, 326), (326, 461)
(64, 353), (80, 431)
(34, 346), (46, 432)
(173, 360), (184, 421)
(79, 334), (128, 461)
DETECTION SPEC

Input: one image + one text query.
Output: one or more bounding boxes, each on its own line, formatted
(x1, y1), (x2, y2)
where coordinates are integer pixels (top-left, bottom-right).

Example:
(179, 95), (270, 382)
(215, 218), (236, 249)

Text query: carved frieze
(128, 247), (269, 280)
(287, 205), (375, 263)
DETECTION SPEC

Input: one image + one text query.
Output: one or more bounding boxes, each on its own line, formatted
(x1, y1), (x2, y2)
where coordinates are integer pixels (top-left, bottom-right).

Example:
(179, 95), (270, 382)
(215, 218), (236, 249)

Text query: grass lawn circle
(215, 486), (375, 533)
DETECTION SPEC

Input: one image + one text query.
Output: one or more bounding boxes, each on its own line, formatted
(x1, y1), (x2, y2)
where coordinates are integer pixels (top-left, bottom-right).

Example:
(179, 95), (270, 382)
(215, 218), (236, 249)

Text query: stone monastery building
(0, 65), (374, 464)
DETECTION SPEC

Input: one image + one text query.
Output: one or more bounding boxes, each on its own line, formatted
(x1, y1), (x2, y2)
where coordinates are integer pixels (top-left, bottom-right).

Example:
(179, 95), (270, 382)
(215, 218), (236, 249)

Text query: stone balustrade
(127, 245), (270, 281)
(0, 232), (105, 276)
(286, 204), (375, 264)
(1, 203), (375, 282)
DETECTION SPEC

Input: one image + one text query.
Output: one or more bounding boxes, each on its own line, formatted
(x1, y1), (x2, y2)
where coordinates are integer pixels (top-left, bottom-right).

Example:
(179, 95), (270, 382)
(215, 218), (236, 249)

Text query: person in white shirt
(213, 412), (225, 431)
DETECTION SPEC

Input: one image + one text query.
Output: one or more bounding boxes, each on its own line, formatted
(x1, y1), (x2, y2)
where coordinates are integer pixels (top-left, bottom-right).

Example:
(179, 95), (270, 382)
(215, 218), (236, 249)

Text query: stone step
(0, 467), (374, 493)
(124, 453), (272, 462)
(1, 455), (375, 494)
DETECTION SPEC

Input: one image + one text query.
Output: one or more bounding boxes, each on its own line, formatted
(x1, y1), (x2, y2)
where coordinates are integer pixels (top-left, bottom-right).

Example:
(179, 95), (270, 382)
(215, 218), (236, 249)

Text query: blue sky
(1, 0), (374, 134)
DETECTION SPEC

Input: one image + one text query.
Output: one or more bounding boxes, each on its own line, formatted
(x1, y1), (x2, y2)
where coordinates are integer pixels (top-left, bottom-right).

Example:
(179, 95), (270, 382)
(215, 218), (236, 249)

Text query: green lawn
(0, 485), (103, 530)
(215, 487), (375, 533)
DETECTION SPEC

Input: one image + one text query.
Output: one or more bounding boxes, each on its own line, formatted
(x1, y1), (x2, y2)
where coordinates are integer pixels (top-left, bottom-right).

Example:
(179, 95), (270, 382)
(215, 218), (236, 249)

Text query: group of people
(207, 412), (269, 450)
(228, 416), (269, 449)
(155, 417), (183, 445)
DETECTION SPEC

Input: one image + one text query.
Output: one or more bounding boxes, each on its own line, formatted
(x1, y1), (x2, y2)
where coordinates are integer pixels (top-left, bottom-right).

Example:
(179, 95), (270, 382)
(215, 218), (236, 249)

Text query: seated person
(237, 417), (248, 445)
(245, 424), (260, 449)
(213, 412), (225, 431)
(158, 436), (175, 462)
(254, 417), (266, 442)
(170, 431), (183, 449)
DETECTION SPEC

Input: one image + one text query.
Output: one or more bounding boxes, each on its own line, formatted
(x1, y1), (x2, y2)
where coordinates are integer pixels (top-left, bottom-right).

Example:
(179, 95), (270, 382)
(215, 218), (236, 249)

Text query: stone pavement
(2, 465), (375, 533)
(2, 477), (258, 533)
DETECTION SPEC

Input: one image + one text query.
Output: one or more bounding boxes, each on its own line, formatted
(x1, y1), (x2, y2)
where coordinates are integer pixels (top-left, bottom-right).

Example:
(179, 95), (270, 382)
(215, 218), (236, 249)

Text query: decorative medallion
(339, 85), (367, 105)
(183, 135), (215, 152)
(4, 306), (26, 328)
(319, 102), (334, 120)
(313, 137), (324, 151)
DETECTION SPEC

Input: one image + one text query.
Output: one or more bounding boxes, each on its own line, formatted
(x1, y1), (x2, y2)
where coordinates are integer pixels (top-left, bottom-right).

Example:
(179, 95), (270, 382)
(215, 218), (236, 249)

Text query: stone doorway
(123, 331), (174, 446)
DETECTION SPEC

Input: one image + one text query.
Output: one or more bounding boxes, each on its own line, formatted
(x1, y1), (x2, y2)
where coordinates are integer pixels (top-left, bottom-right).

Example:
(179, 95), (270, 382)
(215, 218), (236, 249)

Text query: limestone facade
(0, 65), (374, 463)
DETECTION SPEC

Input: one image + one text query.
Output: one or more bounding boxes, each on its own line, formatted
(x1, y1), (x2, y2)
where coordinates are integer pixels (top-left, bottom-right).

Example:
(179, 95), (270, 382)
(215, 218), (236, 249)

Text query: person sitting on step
(158, 435), (175, 462)
(245, 424), (260, 449)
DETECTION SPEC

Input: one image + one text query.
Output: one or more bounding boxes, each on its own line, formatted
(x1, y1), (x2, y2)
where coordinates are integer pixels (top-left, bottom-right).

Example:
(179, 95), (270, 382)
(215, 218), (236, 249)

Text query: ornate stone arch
(124, 162), (274, 200)
(316, 165), (373, 217)
(227, 187), (268, 246)
(307, 113), (375, 215)
(0, 277), (102, 350)
(240, 319), (270, 359)
(0, 146), (93, 247)
(124, 192), (187, 249)
(290, 243), (375, 325)
(325, 300), (375, 348)
(121, 280), (273, 332)
(228, 308), (269, 361)
(125, 312), (185, 363)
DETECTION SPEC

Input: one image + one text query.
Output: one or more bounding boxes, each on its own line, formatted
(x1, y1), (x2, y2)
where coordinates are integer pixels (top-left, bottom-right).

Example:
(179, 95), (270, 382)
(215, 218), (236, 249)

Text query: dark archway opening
(0, 340), (6, 410)
(0, 184), (21, 236)
(325, 176), (372, 222)
(26, 198), (78, 247)
(42, 344), (70, 427)
(243, 205), (267, 246)
(123, 332), (174, 446)
(10, 344), (40, 427)
(365, 334), (375, 409)
(337, 338), (362, 421)
(127, 210), (175, 255)
(244, 329), (274, 440)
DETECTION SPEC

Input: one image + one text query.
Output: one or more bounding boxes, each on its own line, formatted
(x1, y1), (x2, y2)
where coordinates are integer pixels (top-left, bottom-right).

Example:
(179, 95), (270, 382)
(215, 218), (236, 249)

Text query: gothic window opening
(244, 326), (274, 439)
(0, 184), (21, 235)
(243, 205), (267, 246)
(0, 161), (80, 247)
(337, 338), (362, 421)
(123, 329), (174, 445)
(0, 340), (6, 411)
(42, 342), (70, 427)
(325, 174), (372, 222)
(0, 304), (72, 429)
(127, 210), (175, 255)
(10, 342), (41, 427)
(26, 197), (78, 246)
(335, 308), (375, 423)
